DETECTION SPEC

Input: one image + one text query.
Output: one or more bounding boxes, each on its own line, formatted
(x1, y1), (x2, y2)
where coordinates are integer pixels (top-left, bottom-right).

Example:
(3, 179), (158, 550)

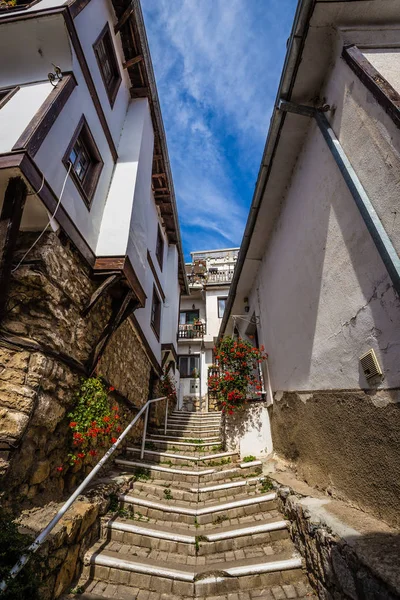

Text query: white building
(0, 0), (187, 376)
(220, 0), (400, 528)
(177, 248), (238, 411)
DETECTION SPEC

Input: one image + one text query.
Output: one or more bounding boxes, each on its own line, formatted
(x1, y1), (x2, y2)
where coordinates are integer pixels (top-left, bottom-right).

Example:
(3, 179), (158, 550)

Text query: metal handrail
(0, 395), (167, 593)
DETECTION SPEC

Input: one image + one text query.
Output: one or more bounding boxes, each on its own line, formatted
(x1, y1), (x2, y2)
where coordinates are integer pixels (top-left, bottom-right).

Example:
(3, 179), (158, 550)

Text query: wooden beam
(342, 45), (400, 130)
(123, 55), (143, 69)
(12, 74), (77, 158)
(0, 177), (27, 323)
(147, 250), (166, 302)
(0, 329), (87, 375)
(130, 86), (149, 98)
(152, 173), (166, 179)
(114, 0), (135, 34)
(81, 273), (121, 317)
(88, 290), (138, 374)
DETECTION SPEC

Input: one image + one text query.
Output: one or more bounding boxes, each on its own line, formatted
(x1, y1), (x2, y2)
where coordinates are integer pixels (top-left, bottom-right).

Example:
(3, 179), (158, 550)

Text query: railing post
(140, 405), (149, 460)
(164, 397), (169, 434)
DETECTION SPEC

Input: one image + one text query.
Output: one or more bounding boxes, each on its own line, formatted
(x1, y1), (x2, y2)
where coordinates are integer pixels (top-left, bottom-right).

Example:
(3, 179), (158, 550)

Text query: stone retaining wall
(0, 232), (152, 506)
(274, 483), (399, 600)
(18, 474), (132, 599)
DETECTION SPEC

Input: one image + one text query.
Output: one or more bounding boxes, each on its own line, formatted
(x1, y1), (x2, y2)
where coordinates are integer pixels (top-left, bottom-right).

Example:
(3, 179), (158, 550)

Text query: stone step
(147, 433), (221, 443)
(69, 578), (316, 600)
(104, 515), (289, 556)
(126, 447), (238, 466)
(171, 411), (222, 416)
(119, 492), (278, 525)
(115, 458), (262, 484)
(162, 423), (221, 430)
(145, 438), (223, 453)
(131, 474), (265, 502)
(130, 476), (263, 503)
(167, 416), (222, 425)
(83, 545), (303, 595)
(152, 425), (221, 433)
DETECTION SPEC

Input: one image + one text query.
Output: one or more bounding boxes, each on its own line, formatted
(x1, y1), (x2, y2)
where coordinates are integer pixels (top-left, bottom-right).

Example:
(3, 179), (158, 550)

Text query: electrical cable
(12, 162), (72, 273)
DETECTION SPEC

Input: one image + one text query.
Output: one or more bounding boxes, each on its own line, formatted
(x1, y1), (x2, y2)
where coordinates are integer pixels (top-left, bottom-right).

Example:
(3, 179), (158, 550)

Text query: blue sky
(142, 0), (297, 261)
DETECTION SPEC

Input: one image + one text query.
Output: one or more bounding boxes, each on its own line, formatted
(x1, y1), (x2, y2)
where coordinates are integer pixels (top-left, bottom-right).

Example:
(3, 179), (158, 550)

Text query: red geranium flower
(56, 466), (63, 472)
(69, 422), (77, 428)
(111, 437), (117, 444)
(109, 386), (115, 392)
(77, 452), (85, 459)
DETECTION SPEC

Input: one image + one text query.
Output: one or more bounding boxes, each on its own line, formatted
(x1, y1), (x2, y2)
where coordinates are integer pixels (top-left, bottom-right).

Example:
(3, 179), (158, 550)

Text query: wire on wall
(12, 162), (73, 273)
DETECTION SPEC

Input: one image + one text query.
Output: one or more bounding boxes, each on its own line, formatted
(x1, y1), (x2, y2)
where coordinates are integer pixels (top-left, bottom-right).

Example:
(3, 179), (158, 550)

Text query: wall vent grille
(359, 349), (382, 380)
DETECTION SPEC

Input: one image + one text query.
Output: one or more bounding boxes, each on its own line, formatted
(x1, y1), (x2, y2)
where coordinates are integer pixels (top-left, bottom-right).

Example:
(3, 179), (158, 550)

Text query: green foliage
(159, 373), (177, 403)
(209, 337), (268, 414)
(67, 377), (121, 466)
(134, 468), (151, 481)
(0, 510), (40, 600)
(242, 455), (256, 463)
(163, 488), (173, 500)
(260, 477), (274, 493)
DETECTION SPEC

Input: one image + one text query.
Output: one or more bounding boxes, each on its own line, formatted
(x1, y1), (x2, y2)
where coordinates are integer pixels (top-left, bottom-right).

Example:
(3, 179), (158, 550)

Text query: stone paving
(69, 411), (316, 599)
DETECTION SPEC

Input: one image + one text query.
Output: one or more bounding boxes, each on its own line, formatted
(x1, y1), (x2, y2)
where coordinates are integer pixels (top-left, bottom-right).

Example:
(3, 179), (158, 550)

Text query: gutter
(218, 0), (316, 341)
(133, 0), (189, 295)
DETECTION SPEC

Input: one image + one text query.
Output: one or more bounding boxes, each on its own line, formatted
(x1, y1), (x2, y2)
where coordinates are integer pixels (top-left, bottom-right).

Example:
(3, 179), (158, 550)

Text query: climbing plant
(159, 372), (177, 404)
(67, 377), (122, 466)
(208, 337), (268, 414)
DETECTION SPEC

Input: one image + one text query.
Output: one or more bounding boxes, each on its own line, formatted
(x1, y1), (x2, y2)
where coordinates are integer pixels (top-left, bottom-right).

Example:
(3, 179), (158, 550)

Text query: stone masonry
(0, 231), (153, 506)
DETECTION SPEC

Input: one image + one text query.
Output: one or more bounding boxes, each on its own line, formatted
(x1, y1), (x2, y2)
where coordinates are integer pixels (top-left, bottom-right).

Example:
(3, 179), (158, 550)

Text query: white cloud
(142, 0), (295, 254)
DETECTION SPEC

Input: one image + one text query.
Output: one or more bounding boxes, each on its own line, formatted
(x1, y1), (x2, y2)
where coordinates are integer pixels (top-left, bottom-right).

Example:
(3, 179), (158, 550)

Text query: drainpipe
(279, 100), (400, 297)
(218, 0), (316, 343)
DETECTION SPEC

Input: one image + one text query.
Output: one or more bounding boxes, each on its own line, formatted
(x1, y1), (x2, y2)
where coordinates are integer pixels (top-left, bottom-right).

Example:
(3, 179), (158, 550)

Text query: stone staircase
(71, 411), (315, 599)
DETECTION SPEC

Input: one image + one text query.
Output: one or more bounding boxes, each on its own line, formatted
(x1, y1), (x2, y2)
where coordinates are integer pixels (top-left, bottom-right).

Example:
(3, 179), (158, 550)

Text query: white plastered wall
(246, 39), (400, 394)
(204, 287), (229, 344)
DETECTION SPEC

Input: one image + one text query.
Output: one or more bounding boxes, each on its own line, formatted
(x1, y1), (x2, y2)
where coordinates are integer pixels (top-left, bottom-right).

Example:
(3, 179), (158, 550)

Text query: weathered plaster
(271, 390), (400, 528)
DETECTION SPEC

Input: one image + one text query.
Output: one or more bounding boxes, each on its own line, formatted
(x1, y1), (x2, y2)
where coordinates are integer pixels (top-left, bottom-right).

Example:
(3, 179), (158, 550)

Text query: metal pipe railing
(0, 395), (167, 594)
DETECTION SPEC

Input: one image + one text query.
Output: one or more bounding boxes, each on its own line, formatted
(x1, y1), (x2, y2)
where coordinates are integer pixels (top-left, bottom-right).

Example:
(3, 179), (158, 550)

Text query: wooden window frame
(93, 23), (122, 108)
(0, 86), (19, 110)
(342, 45), (400, 131)
(150, 285), (162, 341)
(178, 354), (200, 379)
(63, 115), (104, 209)
(217, 296), (227, 319)
(155, 224), (164, 270)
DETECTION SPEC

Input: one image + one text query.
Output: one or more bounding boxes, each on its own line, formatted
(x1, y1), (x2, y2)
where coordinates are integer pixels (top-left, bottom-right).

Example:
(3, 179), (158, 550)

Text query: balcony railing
(178, 323), (206, 339)
(186, 270), (234, 286)
(206, 270), (234, 284)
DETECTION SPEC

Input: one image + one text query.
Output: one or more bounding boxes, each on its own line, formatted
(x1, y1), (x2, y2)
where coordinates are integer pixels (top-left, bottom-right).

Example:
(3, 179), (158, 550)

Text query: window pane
(179, 312), (186, 325)
(179, 357), (188, 377)
(69, 147), (77, 165)
(218, 298), (226, 318)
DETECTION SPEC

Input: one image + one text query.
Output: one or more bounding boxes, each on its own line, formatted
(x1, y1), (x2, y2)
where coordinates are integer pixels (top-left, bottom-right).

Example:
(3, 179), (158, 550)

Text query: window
(151, 286), (161, 339)
(218, 297), (227, 319)
(93, 24), (122, 107)
(156, 225), (164, 270)
(63, 116), (103, 208)
(179, 355), (200, 378)
(179, 309), (199, 325)
(0, 87), (18, 110)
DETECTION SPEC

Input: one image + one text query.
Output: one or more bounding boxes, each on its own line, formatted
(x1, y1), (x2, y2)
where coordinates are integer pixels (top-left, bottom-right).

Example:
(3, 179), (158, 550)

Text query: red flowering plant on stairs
(67, 377), (122, 466)
(208, 337), (268, 414)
